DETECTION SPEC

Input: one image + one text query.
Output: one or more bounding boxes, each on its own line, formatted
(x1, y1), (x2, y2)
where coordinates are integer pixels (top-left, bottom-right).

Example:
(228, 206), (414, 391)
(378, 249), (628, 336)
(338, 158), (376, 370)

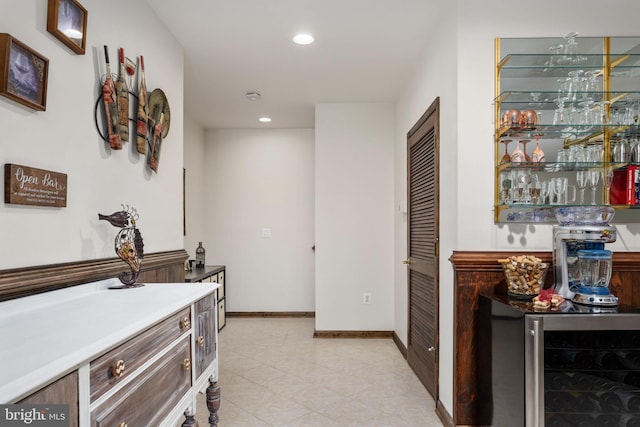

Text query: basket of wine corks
(498, 255), (549, 299)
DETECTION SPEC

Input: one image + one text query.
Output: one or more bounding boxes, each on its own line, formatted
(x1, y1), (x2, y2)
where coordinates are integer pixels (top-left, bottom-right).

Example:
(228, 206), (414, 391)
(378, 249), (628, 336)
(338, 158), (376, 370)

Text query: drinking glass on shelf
(531, 134), (545, 163)
(516, 169), (532, 204)
(500, 170), (513, 204)
(520, 139), (531, 163)
(553, 97), (567, 126)
(542, 180), (555, 205)
(631, 138), (640, 164)
(500, 139), (512, 165)
(567, 70), (584, 103)
(544, 44), (563, 70)
(603, 167), (614, 205)
(584, 70), (601, 94)
(576, 170), (589, 204)
(552, 177), (574, 205)
(587, 169), (601, 205)
(586, 144), (603, 163)
(612, 137), (630, 163)
(511, 138), (525, 164)
(563, 31), (587, 64)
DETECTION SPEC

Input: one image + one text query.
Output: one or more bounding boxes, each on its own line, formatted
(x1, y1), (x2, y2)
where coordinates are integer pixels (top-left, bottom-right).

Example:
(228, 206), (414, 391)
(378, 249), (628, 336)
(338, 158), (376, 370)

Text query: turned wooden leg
(181, 408), (198, 427)
(206, 377), (221, 427)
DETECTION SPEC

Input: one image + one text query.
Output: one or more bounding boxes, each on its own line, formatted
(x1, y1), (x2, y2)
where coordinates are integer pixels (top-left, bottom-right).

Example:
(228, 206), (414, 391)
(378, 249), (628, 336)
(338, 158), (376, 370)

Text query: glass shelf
(496, 205), (640, 224)
(497, 162), (630, 173)
(495, 36), (640, 224)
(495, 91), (640, 108)
(498, 53), (640, 79)
(497, 124), (633, 140)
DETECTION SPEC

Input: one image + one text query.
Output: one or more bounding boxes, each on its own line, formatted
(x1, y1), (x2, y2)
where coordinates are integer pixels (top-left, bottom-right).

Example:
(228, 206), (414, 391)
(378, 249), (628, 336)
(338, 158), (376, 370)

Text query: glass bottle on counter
(195, 241), (205, 268)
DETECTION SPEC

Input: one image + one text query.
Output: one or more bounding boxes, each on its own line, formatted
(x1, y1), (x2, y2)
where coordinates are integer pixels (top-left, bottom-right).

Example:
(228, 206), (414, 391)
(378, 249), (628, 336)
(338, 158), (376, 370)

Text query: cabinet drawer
(207, 273), (218, 283)
(91, 337), (192, 427)
(89, 307), (191, 401)
(194, 294), (216, 378)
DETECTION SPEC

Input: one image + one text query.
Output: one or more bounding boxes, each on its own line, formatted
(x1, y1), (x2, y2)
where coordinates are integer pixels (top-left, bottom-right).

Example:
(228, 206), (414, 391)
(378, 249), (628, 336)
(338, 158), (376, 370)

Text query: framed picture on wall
(47, 0), (88, 55)
(0, 34), (49, 111)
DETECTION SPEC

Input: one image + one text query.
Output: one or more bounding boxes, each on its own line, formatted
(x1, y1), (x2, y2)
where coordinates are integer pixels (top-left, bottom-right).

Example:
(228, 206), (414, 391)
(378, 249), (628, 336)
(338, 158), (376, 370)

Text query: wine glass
(511, 138), (525, 164)
(603, 167), (614, 205)
(587, 169), (600, 205)
(552, 177), (568, 205)
(520, 139), (531, 163)
(531, 134), (545, 163)
(516, 169), (532, 204)
(500, 139), (512, 164)
(576, 170), (588, 204)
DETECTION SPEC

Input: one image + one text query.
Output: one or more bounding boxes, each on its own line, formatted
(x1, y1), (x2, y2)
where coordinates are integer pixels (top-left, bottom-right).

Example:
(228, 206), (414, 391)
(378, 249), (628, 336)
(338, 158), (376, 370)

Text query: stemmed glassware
(516, 169), (532, 204)
(511, 138), (525, 163)
(587, 169), (601, 205)
(531, 134), (545, 163)
(576, 170), (589, 204)
(520, 139), (531, 163)
(603, 167), (614, 205)
(500, 139), (512, 164)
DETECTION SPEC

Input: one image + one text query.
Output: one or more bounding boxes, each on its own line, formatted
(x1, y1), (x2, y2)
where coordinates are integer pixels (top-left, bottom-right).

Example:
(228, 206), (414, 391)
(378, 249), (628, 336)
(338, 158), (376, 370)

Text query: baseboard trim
(313, 330), (393, 339)
(392, 331), (408, 359)
(226, 311), (315, 318)
(436, 399), (454, 427)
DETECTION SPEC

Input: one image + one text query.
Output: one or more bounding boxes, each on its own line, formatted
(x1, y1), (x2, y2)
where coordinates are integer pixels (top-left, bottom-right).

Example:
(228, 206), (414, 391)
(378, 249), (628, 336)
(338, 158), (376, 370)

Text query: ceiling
(145, 0), (442, 129)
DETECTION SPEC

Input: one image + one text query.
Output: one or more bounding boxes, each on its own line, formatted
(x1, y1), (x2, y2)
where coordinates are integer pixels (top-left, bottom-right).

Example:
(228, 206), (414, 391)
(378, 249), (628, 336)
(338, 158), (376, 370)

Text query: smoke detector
(245, 92), (261, 101)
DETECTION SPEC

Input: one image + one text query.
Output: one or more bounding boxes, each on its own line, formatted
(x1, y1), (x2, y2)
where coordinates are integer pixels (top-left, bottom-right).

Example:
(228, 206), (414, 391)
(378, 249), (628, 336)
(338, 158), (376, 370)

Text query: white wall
(203, 128), (315, 312)
(183, 116), (206, 257)
(315, 103), (395, 331)
(0, 0), (184, 269)
(394, 1), (458, 414)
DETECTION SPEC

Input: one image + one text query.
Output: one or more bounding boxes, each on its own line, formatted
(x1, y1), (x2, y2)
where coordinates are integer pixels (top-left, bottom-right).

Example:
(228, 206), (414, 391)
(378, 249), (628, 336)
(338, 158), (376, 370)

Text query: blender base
(572, 292), (619, 307)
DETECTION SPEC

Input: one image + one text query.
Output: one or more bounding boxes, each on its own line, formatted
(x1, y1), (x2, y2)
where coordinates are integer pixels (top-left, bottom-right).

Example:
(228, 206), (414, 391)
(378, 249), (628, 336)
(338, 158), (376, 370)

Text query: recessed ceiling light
(293, 33), (314, 45)
(245, 92), (261, 101)
(258, 117), (272, 123)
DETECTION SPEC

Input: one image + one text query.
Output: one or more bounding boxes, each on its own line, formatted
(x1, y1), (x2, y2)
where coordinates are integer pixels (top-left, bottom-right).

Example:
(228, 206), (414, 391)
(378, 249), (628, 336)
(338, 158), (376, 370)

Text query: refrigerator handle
(531, 318), (543, 427)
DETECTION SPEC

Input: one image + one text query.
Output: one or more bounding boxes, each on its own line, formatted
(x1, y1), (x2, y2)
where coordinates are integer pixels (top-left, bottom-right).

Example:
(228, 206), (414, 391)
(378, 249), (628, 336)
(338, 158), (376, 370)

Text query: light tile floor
(188, 317), (444, 427)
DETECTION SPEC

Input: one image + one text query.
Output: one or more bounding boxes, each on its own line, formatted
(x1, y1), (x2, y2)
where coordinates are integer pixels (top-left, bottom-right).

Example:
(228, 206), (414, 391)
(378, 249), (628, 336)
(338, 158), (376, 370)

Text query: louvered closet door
(406, 97), (439, 399)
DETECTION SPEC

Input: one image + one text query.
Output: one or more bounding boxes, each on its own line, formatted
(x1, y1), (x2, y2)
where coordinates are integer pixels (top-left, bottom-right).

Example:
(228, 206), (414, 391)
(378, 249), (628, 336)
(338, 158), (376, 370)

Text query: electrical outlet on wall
(362, 292), (372, 304)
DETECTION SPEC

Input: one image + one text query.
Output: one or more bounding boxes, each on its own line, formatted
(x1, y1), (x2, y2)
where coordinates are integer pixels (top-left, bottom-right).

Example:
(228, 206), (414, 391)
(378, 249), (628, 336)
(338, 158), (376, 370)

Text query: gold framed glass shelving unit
(494, 35), (640, 223)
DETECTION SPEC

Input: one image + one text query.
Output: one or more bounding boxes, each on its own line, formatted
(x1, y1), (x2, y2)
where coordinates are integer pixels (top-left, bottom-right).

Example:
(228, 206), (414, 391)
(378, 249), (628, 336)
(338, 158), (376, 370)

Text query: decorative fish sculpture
(98, 204), (144, 287)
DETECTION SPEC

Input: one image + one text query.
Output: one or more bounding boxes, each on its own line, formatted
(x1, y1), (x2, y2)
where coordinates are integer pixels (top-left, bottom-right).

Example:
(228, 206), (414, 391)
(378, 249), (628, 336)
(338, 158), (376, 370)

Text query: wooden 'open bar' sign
(4, 163), (67, 207)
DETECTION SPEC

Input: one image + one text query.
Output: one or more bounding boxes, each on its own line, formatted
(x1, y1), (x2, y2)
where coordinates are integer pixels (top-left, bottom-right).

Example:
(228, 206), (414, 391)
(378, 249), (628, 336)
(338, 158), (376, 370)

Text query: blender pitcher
(576, 249), (614, 301)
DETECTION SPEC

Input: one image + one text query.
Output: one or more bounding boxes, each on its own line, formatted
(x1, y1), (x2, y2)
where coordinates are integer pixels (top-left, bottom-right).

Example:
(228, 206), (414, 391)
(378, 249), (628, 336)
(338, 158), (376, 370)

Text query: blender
(552, 207), (618, 306)
(573, 249), (617, 306)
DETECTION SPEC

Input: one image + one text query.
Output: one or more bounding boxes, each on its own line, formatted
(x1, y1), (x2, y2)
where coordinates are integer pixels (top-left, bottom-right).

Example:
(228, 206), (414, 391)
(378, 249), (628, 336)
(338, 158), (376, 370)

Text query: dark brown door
(406, 97), (439, 399)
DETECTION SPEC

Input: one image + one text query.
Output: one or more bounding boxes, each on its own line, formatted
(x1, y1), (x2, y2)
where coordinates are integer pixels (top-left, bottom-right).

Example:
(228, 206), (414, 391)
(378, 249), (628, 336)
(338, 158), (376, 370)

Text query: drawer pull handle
(111, 359), (126, 378)
(181, 316), (191, 329)
(118, 423), (128, 427)
(182, 358), (191, 371)
(197, 335), (205, 347)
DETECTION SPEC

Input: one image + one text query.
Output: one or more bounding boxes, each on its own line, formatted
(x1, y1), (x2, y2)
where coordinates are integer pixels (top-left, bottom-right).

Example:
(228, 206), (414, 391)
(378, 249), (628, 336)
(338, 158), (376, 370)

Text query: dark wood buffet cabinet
(185, 265), (226, 331)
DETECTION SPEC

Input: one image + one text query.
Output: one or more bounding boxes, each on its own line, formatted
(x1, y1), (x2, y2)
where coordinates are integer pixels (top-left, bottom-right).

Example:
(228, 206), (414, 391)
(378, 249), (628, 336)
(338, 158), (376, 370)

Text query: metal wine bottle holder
(98, 204), (145, 289)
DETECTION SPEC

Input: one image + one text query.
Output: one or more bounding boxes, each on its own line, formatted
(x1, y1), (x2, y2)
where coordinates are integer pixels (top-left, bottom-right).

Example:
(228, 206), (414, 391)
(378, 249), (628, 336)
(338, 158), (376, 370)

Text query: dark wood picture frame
(0, 34), (49, 111)
(47, 0), (88, 55)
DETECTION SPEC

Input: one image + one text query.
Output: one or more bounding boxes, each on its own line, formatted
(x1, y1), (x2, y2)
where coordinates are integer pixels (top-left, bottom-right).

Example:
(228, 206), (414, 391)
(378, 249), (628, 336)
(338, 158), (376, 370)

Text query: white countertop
(0, 278), (218, 402)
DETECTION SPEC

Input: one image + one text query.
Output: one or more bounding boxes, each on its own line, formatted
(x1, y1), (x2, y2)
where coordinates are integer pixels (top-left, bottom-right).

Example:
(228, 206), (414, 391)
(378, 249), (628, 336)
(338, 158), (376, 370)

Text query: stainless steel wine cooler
(478, 294), (640, 427)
